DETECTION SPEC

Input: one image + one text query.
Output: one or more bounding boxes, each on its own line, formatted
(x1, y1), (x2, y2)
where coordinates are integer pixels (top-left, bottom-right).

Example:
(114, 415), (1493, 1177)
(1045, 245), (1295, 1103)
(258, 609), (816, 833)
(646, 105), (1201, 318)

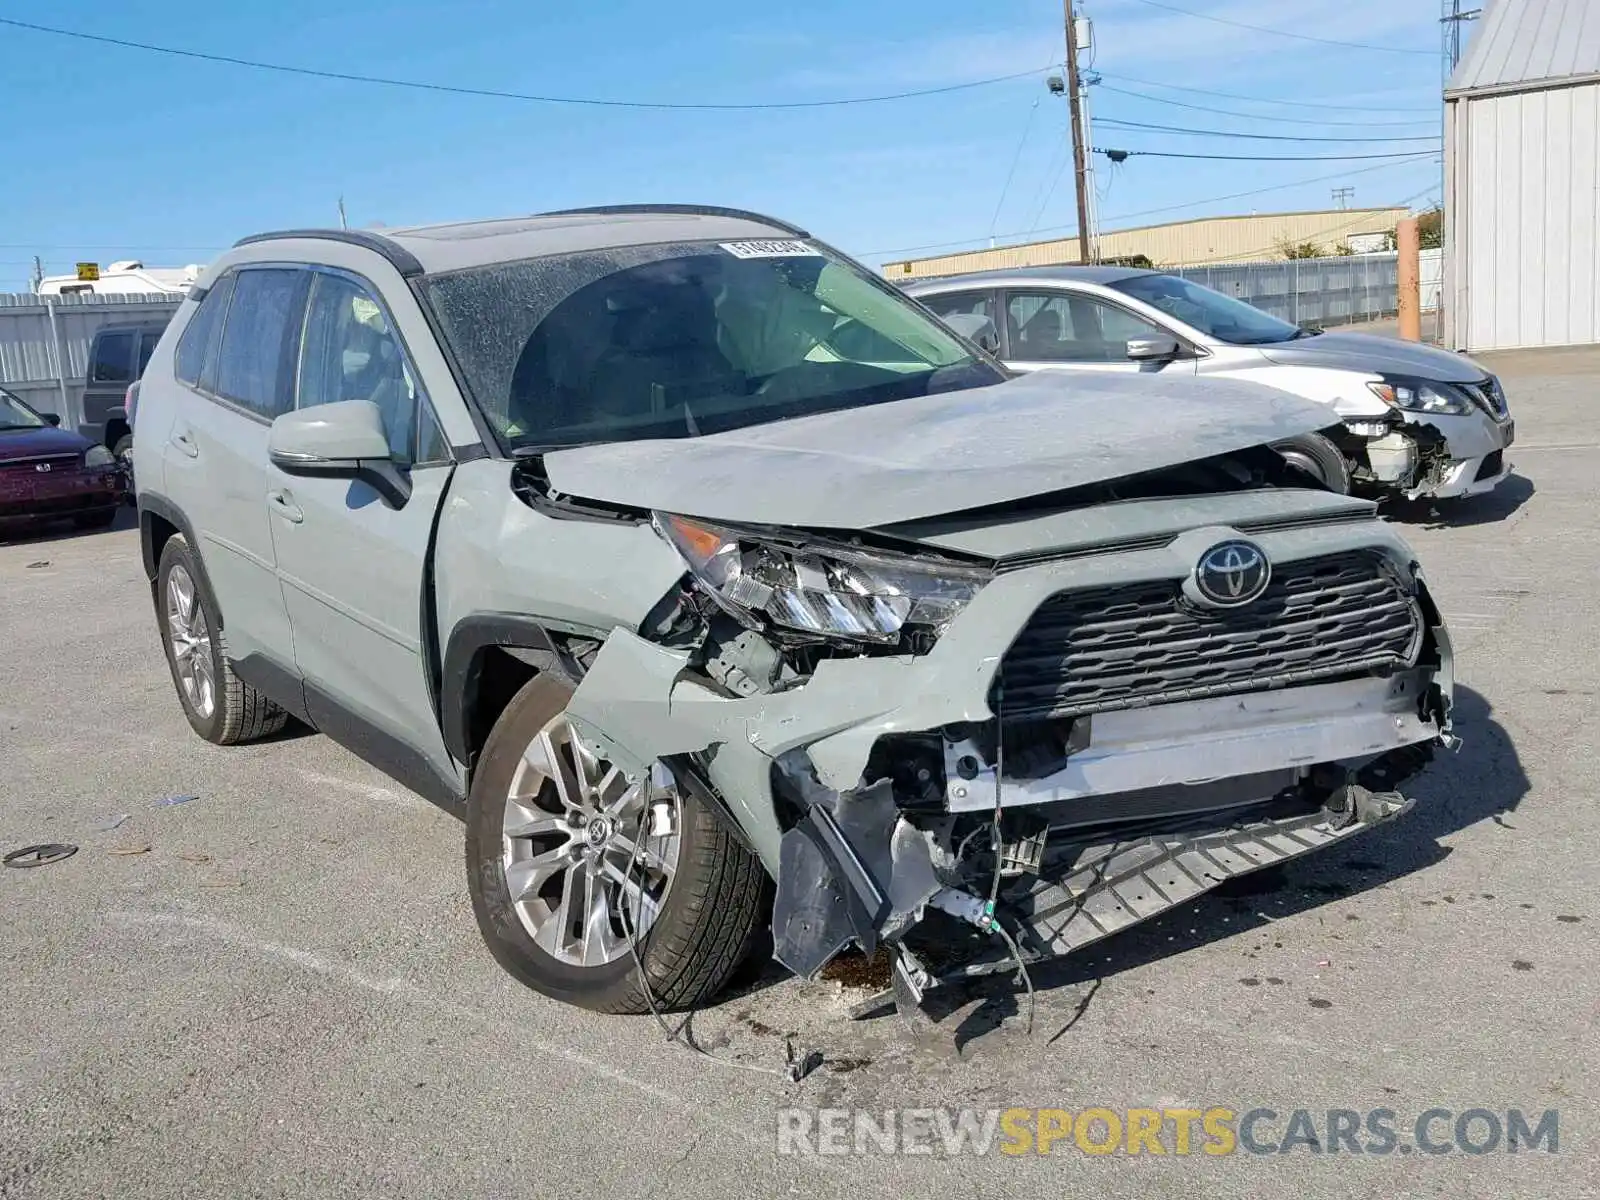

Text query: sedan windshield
(420, 240), (1000, 451)
(0, 389), (48, 431)
(1110, 274), (1303, 346)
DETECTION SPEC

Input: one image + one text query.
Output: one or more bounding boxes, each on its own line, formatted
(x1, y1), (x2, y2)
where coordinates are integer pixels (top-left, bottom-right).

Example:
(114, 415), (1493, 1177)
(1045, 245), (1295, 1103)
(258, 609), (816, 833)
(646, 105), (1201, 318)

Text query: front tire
(1272, 432), (1352, 494)
(466, 675), (767, 1014)
(155, 535), (288, 744)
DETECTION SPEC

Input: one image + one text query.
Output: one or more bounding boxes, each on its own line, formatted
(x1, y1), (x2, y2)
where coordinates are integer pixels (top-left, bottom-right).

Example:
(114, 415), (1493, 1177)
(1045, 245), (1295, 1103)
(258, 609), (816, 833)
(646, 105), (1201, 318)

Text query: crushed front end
(562, 489), (1454, 1001)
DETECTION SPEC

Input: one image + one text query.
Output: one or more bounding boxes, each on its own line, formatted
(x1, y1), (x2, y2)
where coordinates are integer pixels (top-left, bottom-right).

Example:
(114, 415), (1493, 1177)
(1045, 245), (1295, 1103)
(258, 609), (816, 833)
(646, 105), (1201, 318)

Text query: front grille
(0, 454), (79, 475)
(995, 551), (1422, 720)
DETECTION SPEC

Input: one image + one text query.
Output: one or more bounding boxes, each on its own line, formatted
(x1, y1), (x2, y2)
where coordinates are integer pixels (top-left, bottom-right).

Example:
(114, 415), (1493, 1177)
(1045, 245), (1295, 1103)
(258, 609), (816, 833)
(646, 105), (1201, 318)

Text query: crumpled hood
(0, 423), (90, 461)
(1259, 332), (1487, 383)
(541, 372), (1335, 529)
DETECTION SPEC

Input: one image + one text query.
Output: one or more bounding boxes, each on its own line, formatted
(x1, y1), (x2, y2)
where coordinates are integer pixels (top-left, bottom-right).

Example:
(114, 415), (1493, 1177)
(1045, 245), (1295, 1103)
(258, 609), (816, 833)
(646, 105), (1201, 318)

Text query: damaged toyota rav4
(134, 206), (1454, 1016)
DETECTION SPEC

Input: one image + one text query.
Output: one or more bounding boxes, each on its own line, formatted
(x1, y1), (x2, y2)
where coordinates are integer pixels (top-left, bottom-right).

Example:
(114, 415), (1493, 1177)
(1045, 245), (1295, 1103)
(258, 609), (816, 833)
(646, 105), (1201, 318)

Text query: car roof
(233, 205), (810, 277)
(904, 264), (1161, 291)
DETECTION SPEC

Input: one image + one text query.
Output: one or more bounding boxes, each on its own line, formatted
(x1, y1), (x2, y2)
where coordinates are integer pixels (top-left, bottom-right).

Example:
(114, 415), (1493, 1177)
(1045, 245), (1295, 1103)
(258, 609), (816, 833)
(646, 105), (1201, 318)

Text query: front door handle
(266, 489), (304, 524)
(170, 429), (198, 458)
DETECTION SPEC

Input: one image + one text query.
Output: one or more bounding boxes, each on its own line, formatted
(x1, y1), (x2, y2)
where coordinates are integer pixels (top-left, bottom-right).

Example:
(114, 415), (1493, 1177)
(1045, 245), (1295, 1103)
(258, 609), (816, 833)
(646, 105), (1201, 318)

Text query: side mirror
(941, 312), (1001, 355)
(269, 400), (410, 507)
(1126, 336), (1181, 362)
(43, 412), (61, 427)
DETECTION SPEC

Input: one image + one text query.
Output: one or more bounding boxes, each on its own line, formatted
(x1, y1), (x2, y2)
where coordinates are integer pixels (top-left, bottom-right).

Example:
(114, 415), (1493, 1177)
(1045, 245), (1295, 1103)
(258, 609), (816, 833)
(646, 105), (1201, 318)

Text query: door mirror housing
(42, 412), (61, 427)
(269, 401), (411, 507)
(1126, 336), (1181, 362)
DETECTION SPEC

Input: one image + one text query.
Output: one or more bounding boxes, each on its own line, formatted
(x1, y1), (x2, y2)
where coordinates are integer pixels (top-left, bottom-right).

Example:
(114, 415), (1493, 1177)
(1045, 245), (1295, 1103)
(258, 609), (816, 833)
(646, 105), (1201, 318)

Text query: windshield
(0, 389), (48, 431)
(1109, 274), (1303, 346)
(420, 239), (999, 451)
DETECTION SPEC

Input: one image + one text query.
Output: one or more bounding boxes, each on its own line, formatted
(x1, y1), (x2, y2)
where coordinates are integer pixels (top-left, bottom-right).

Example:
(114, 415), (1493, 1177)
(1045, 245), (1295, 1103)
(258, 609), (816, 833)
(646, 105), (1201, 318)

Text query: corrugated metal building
(1445, 0), (1600, 351)
(882, 208), (1409, 279)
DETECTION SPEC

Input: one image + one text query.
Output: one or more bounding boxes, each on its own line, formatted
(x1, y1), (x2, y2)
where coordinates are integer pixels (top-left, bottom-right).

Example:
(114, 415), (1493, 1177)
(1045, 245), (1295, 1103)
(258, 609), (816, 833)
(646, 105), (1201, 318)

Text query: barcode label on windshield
(718, 240), (820, 259)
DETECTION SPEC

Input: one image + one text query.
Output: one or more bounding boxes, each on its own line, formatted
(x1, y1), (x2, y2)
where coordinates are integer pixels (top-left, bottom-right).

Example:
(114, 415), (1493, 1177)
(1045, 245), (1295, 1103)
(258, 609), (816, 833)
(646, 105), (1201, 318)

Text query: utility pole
(1062, 0), (1093, 265)
(1332, 186), (1355, 210)
(338, 196), (348, 231)
(30, 255), (44, 293)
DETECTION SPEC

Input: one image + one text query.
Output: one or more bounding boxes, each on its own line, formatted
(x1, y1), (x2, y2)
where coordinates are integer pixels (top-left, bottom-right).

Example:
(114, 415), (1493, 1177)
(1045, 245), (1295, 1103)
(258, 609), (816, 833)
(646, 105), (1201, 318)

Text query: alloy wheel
(501, 713), (681, 966)
(166, 564), (215, 719)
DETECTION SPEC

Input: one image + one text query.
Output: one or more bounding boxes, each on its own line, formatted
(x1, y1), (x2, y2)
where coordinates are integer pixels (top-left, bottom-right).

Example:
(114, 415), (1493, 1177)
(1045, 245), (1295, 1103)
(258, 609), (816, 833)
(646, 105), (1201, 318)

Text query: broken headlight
(654, 513), (986, 643)
(1367, 375), (1473, 416)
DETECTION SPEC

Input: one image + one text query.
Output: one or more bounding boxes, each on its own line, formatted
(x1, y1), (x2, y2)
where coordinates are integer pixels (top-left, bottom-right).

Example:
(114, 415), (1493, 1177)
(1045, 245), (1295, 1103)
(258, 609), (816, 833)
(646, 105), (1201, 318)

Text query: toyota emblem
(1193, 540), (1270, 608)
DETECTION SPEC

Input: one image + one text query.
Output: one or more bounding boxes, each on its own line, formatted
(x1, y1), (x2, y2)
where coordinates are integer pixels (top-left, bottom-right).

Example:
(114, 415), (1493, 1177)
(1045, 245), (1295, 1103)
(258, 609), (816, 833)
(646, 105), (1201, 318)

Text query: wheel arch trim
(441, 613), (587, 768)
(138, 492), (226, 630)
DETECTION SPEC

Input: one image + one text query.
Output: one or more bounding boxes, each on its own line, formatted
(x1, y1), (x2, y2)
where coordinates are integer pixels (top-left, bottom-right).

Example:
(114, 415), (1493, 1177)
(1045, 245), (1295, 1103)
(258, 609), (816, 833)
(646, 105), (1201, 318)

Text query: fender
(439, 613), (587, 767)
(138, 492), (226, 627)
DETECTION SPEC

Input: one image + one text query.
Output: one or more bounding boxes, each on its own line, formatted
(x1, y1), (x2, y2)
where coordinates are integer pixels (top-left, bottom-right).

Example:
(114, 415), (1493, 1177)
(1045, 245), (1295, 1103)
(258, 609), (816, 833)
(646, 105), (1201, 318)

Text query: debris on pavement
(177, 851), (213, 864)
(24, 560), (49, 569)
(96, 813), (132, 832)
(3, 843), (79, 868)
(154, 794), (200, 808)
(108, 841), (153, 856)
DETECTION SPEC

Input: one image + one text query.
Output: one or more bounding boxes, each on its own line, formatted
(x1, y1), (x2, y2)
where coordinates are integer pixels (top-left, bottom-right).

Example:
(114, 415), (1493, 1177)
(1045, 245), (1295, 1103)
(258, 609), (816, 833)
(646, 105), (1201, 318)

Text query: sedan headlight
(1367, 376), (1473, 416)
(83, 445), (115, 468)
(654, 513), (986, 643)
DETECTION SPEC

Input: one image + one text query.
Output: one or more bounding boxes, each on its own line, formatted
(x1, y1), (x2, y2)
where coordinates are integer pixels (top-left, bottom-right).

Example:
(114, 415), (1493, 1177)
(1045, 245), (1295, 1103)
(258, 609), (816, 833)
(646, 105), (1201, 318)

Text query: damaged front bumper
(564, 520), (1454, 987)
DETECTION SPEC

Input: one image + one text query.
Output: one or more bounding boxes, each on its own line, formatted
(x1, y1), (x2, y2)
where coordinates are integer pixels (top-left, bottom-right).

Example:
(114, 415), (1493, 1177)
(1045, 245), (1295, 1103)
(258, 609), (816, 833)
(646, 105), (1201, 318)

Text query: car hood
(1257, 332), (1487, 382)
(541, 372), (1335, 529)
(0, 424), (89, 460)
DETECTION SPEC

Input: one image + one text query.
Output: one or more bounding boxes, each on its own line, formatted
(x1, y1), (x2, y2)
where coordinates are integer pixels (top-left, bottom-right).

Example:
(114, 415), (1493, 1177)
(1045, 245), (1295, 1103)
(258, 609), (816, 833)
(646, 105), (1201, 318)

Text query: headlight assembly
(83, 445), (115, 468)
(1367, 376), (1473, 416)
(654, 513), (986, 644)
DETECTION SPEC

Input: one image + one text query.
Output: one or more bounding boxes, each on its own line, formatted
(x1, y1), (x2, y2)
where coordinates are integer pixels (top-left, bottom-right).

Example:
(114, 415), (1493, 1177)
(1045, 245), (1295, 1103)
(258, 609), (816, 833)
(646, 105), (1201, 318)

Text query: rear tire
(466, 675), (768, 1014)
(1272, 432), (1352, 494)
(113, 434), (135, 504)
(155, 534), (288, 745)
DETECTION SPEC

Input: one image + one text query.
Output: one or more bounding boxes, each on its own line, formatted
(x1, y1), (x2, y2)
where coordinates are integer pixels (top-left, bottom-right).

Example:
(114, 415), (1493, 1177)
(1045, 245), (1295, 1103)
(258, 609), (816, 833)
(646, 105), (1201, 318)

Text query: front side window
(215, 269), (304, 418)
(1109, 274), (1301, 345)
(91, 331), (134, 383)
(296, 272), (438, 464)
(137, 329), (162, 377)
(420, 240), (998, 451)
(0, 388), (48, 430)
(1005, 291), (1162, 362)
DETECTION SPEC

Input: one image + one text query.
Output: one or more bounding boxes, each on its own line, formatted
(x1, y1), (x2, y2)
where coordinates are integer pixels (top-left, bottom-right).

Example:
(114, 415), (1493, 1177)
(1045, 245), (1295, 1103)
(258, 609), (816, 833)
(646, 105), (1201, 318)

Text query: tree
(1416, 206), (1442, 249)
(1276, 238), (1324, 260)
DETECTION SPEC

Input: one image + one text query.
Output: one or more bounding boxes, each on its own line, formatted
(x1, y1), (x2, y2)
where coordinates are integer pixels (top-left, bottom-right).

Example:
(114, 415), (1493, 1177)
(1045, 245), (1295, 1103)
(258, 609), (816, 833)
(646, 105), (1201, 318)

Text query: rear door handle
(170, 429), (198, 458)
(266, 489), (304, 524)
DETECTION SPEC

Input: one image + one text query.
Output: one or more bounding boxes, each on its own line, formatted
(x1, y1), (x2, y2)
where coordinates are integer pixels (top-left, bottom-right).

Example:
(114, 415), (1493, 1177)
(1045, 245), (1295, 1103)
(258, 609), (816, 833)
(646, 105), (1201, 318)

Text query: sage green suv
(134, 206), (1454, 1017)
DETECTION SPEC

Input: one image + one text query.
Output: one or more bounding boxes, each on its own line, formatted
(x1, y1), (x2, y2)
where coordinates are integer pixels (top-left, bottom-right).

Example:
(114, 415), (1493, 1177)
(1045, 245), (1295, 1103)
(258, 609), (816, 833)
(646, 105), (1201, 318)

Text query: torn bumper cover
(564, 522), (1454, 983)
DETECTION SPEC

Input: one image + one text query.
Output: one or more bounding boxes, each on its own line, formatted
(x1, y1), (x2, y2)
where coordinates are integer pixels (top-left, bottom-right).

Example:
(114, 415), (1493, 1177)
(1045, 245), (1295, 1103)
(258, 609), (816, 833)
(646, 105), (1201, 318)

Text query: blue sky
(0, 0), (1446, 291)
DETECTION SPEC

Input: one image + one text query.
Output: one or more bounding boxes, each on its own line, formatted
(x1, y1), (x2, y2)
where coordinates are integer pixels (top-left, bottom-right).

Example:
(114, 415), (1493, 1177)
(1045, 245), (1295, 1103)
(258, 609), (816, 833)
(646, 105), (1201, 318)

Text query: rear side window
(175, 281), (231, 386)
(215, 269), (305, 418)
(90, 331), (134, 383)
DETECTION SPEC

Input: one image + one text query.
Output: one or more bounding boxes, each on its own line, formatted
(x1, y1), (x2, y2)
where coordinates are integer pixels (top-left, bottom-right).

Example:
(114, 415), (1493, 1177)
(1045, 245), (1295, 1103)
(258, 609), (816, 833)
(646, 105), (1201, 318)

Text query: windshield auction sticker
(718, 240), (821, 259)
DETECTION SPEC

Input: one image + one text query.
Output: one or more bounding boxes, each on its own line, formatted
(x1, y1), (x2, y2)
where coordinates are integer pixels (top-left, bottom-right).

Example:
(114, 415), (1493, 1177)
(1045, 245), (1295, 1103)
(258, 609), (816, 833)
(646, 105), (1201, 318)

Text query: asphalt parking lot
(3, 346), (1597, 1199)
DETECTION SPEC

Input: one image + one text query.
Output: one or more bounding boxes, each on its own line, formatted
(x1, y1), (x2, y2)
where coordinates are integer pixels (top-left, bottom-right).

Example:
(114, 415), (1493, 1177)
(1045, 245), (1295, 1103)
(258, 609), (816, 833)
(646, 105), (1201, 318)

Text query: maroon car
(0, 387), (127, 533)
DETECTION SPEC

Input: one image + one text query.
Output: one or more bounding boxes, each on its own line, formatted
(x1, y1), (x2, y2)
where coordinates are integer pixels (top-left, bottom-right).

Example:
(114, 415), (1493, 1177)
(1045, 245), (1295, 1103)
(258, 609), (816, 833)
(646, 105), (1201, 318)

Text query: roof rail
(231, 228), (424, 277)
(536, 204), (809, 237)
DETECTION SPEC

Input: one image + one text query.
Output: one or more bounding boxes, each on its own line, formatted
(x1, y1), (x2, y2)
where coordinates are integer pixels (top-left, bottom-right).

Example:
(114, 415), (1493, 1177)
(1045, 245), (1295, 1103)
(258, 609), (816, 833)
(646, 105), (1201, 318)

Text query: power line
(1096, 82), (1439, 128)
(866, 153), (1436, 257)
(1098, 148), (1441, 162)
(1096, 71), (1439, 113)
(0, 17), (1053, 110)
(1119, 0), (1435, 56)
(1095, 117), (1440, 143)
(989, 99), (1042, 240)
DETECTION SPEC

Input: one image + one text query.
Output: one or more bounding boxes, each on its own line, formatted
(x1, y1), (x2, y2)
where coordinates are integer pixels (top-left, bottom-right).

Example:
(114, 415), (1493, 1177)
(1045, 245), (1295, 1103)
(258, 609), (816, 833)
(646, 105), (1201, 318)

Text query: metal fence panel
(1172, 253), (1399, 328)
(0, 292), (183, 431)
